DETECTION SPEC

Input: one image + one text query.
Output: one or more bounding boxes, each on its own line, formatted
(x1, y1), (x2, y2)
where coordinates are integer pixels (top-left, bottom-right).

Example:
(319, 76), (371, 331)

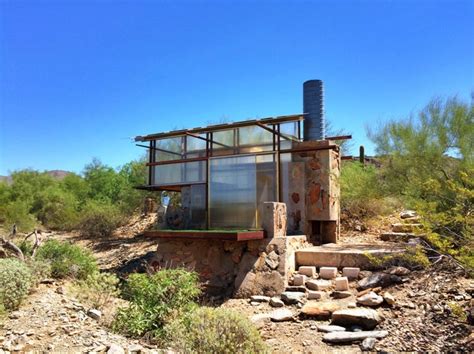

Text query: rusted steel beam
(136, 144), (182, 156)
(185, 132), (230, 148)
(325, 134), (352, 141)
(143, 230), (265, 241)
(145, 144), (338, 167)
(135, 114), (305, 141)
(256, 122), (299, 142)
(146, 156), (208, 166)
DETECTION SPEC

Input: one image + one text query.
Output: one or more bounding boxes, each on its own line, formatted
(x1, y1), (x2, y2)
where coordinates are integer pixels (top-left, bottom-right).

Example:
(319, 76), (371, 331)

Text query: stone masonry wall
(150, 235), (309, 298)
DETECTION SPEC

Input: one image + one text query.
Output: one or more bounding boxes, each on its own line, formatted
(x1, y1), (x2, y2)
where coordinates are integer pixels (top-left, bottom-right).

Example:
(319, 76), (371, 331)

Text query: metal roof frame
(135, 114), (305, 142)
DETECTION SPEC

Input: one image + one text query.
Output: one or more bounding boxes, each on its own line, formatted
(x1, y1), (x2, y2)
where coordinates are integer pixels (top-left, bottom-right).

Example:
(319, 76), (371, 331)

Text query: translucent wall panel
(212, 129), (236, 156)
(239, 126), (274, 153)
(189, 184), (206, 229)
(186, 134), (207, 157)
(152, 161), (206, 185)
(155, 137), (183, 161)
(209, 155), (257, 229)
(280, 121), (300, 150)
(256, 154), (277, 227)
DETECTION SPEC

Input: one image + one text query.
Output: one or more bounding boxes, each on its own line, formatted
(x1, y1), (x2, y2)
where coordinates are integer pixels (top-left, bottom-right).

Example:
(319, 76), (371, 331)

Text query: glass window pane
(209, 155), (257, 229)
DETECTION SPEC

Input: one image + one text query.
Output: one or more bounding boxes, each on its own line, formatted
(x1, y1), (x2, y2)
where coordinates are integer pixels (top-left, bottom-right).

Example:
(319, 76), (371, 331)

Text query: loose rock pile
(248, 265), (403, 351)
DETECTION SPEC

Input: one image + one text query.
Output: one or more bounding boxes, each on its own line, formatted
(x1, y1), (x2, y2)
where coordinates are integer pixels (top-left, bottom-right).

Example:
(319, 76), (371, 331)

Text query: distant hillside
(0, 170), (71, 184)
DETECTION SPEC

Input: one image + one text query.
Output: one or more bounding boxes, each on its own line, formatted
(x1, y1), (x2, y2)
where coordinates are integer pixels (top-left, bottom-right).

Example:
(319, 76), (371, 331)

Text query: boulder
(383, 292), (395, 305)
(86, 309), (102, 320)
(300, 301), (341, 320)
(357, 272), (402, 290)
(331, 308), (381, 330)
(107, 344), (125, 354)
(270, 308), (294, 322)
(386, 266), (410, 276)
(269, 297), (285, 308)
(281, 291), (305, 305)
(400, 210), (417, 219)
(361, 337), (377, 351)
(323, 331), (388, 343)
(357, 292), (384, 307)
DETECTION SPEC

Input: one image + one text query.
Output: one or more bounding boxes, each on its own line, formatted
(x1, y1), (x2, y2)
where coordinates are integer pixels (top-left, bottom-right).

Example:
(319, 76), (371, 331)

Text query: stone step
(380, 232), (417, 242)
(295, 243), (405, 269)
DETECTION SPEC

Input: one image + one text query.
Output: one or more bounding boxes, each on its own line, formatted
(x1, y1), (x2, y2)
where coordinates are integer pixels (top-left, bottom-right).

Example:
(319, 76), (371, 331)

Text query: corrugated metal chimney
(303, 79), (325, 140)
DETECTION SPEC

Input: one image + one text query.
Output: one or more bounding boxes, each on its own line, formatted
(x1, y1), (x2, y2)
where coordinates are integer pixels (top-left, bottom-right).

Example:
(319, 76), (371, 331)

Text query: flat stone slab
(323, 330), (388, 343)
(357, 292), (384, 307)
(250, 295), (270, 302)
(380, 232), (416, 242)
(300, 301), (341, 320)
(317, 325), (346, 333)
(295, 243), (405, 269)
(331, 308), (381, 330)
(270, 308), (294, 322)
(281, 291), (305, 305)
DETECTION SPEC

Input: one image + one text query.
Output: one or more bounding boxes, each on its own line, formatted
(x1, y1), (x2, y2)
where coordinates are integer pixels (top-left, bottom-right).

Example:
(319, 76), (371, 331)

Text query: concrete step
(295, 243), (405, 269)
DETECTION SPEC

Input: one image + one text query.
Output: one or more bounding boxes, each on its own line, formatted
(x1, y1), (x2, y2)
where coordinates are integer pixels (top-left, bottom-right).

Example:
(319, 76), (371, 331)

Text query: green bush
(70, 271), (120, 309)
(166, 307), (267, 353)
(340, 162), (396, 218)
(34, 187), (80, 230)
(35, 239), (97, 279)
(0, 258), (32, 310)
(113, 269), (201, 339)
(0, 200), (36, 232)
(78, 201), (122, 238)
(365, 245), (430, 270)
(26, 259), (52, 286)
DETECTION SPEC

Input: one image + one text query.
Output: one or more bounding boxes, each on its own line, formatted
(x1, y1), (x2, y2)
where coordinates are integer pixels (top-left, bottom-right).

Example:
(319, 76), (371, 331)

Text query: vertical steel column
(277, 124), (281, 203)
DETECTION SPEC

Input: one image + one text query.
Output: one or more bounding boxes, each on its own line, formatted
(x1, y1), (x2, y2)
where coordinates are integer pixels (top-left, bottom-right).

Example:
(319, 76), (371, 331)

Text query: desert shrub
(35, 239), (97, 279)
(365, 245), (430, 270)
(113, 269), (201, 339)
(0, 200), (36, 232)
(448, 302), (468, 322)
(340, 162), (395, 218)
(166, 307), (267, 353)
(26, 259), (52, 286)
(34, 187), (80, 230)
(18, 240), (34, 257)
(70, 271), (120, 309)
(78, 201), (122, 238)
(0, 258), (32, 310)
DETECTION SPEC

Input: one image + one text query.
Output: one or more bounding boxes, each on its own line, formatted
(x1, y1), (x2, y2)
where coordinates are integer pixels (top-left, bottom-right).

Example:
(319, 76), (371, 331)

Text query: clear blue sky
(0, 0), (473, 175)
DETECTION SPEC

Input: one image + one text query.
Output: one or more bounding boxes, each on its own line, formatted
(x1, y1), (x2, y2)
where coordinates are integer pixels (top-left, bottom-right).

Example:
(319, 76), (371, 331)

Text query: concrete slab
(295, 243), (405, 269)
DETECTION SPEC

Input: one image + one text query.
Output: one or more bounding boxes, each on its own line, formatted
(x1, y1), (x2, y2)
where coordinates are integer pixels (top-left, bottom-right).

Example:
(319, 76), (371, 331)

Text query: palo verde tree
(368, 94), (473, 268)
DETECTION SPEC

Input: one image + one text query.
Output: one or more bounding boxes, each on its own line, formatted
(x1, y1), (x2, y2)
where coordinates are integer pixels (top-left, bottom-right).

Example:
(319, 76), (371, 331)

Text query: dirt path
(0, 282), (156, 353)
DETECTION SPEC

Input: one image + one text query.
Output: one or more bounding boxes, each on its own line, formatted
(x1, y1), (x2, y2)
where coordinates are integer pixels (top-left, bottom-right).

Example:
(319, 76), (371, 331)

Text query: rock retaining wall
(150, 235), (310, 297)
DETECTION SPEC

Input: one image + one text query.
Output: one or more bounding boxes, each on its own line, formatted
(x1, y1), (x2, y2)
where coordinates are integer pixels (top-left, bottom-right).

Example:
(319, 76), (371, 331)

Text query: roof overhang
(135, 114), (305, 142)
